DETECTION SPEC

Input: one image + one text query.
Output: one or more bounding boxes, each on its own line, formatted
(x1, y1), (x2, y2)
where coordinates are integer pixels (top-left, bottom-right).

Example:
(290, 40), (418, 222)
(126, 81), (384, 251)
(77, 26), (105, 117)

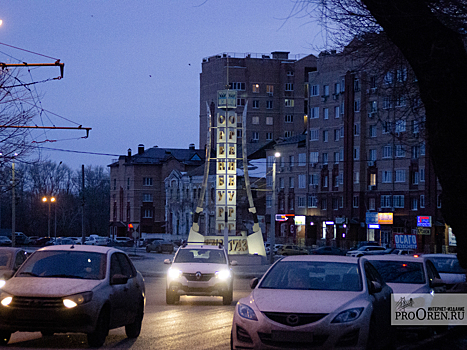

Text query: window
(383, 72), (393, 85)
(369, 198), (375, 210)
(309, 173), (319, 186)
(285, 115), (293, 123)
(354, 99), (361, 112)
(395, 169), (406, 182)
(412, 171), (419, 184)
(420, 195), (425, 208)
(332, 197), (339, 210)
(311, 85), (319, 96)
(279, 177), (285, 189)
(382, 170), (392, 183)
(353, 195), (359, 208)
(340, 126), (344, 138)
(370, 76), (377, 89)
(289, 177), (294, 188)
(284, 131), (292, 137)
(280, 156), (285, 167)
(266, 195), (271, 208)
(252, 131), (259, 140)
(299, 174), (306, 188)
(411, 146), (420, 159)
(289, 155), (295, 167)
(339, 148), (344, 162)
(127, 178), (130, 190)
(369, 173), (376, 186)
(287, 70), (294, 76)
(411, 197), (418, 210)
(395, 119), (406, 133)
(369, 149), (377, 161)
(334, 83), (340, 94)
(383, 145), (392, 158)
(354, 123), (360, 136)
(267, 85), (274, 96)
(354, 147), (360, 160)
(237, 129), (242, 138)
(369, 125), (377, 137)
(334, 129), (340, 141)
(230, 82), (245, 90)
(323, 85), (330, 96)
(266, 132), (273, 140)
(420, 167), (425, 182)
(311, 107), (319, 119)
(267, 155), (274, 168)
(323, 130), (328, 142)
(237, 98), (245, 106)
(310, 128), (319, 141)
(396, 145), (406, 157)
(266, 116), (273, 125)
(285, 83), (294, 91)
(322, 153), (328, 165)
(383, 97), (393, 109)
(354, 171), (360, 184)
(252, 100), (259, 109)
(397, 68), (407, 82)
(334, 152), (340, 164)
(252, 83), (260, 93)
(354, 78), (360, 91)
(298, 153), (306, 166)
(369, 101), (377, 112)
(323, 108), (329, 120)
(252, 116), (259, 124)
(308, 195), (318, 208)
(323, 175), (328, 188)
(298, 196), (306, 208)
(266, 100), (273, 109)
(289, 197), (294, 211)
(322, 198), (327, 210)
(143, 193), (153, 202)
(310, 152), (319, 164)
(394, 195), (405, 208)
(143, 209), (153, 218)
(334, 106), (340, 118)
(285, 99), (294, 107)
(381, 195), (392, 208)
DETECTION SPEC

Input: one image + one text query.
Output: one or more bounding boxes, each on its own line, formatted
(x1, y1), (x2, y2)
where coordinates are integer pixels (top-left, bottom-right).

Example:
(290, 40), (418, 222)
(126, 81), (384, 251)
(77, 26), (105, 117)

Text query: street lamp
(42, 196), (56, 238)
(269, 151), (280, 264)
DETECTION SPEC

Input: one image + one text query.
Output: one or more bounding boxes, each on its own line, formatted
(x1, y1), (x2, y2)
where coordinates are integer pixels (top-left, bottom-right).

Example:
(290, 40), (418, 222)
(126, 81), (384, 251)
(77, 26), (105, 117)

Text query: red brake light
(413, 254), (419, 258)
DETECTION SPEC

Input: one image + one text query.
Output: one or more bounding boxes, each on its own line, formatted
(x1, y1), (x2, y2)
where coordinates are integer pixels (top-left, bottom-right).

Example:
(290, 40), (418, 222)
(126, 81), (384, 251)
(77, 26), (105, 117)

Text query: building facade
(109, 144), (205, 238)
(266, 48), (445, 253)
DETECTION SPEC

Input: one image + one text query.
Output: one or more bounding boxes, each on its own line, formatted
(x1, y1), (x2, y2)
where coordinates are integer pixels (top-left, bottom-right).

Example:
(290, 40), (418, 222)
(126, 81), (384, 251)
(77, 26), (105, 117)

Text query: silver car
(423, 254), (466, 289)
(0, 245), (145, 347)
(231, 255), (394, 349)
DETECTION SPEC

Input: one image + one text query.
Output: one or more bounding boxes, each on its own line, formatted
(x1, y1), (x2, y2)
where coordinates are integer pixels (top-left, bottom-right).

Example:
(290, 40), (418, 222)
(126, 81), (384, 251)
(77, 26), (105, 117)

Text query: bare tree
(297, 0), (467, 266)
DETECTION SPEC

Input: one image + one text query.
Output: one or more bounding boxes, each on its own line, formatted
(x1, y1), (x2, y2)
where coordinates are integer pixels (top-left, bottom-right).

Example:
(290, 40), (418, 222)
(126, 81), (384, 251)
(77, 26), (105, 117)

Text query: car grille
(10, 296), (63, 309)
(183, 272), (215, 281)
(262, 312), (327, 327)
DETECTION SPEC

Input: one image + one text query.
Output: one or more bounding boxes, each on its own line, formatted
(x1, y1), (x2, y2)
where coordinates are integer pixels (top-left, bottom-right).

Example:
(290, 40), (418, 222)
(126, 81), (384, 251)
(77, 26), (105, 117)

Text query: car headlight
(331, 307), (364, 323)
(215, 269), (231, 281)
(62, 291), (93, 309)
(167, 268), (183, 280)
(237, 302), (258, 321)
(0, 292), (13, 307)
(0, 280), (5, 289)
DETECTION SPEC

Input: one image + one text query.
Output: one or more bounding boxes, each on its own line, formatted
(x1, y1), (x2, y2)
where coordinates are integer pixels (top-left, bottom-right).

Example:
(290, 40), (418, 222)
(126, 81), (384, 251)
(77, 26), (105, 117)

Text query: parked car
(54, 237), (76, 245)
(424, 254), (466, 289)
(84, 235), (108, 246)
(276, 244), (309, 256)
(310, 246), (347, 256)
(346, 245), (387, 257)
(0, 247), (29, 288)
(164, 244), (237, 304)
(113, 237), (134, 247)
(0, 245), (146, 347)
(31, 237), (54, 247)
(140, 238), (164, 247)
(146, 240), (174, 253)
(2, 232), (30, 246)
(231, 255), (394, 349)
(0, 237), (12, 247)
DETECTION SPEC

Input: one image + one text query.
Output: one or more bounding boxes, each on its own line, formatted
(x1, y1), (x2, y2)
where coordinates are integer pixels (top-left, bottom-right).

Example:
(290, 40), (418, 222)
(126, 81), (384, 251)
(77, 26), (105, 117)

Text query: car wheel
(223, 290), (233, 305)
(41, 331), (54, 337)
(0, 331), (11, 345)
(125, 302), (144, 338)
(87, 308), (110, 348)
(146, 246), (151, 253)
(166, 289), (179, 304)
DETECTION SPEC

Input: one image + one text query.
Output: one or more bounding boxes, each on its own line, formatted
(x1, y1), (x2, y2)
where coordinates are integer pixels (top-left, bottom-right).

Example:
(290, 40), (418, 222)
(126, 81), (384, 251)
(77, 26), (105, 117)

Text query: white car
(346, 245), (387, 257)
(84, 235), (108, 246)
(423, 254), (466, 289)
(164, 244), (237, 305)
(231, 255), (394, 349)
(0, 245), (145, 347)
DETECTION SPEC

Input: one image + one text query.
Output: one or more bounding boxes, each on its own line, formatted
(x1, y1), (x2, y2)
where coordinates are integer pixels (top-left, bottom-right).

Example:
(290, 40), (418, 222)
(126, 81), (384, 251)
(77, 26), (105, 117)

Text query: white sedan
(231, 255), (394, 349)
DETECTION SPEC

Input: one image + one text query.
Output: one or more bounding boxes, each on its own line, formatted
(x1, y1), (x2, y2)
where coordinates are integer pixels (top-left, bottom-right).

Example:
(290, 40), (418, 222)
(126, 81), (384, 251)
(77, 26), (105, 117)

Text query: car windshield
(174, 249), (226, 264)
(259, 261), (362, 291)
(0, 251), (13, 269)
(428, 257), (466, 274)
(370, 260), (425, 284)
(16, 250), (106, 280)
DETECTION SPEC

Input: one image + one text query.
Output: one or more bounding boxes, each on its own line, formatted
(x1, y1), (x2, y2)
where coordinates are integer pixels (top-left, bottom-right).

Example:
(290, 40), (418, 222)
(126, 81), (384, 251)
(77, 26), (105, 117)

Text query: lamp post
(42, 196), (56, 238)
(269, 151), (280, 264)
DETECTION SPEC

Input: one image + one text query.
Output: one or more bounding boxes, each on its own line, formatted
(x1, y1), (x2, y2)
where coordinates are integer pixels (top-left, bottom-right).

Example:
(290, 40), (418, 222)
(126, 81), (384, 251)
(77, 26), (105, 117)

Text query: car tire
(223, 290), (233, 305)
(0, 331), (11, 345)
(146, 246), (151, 253)
(166, 289), (179, 304)
(87, 308), (110, 348)
(125, 302), (144, 338)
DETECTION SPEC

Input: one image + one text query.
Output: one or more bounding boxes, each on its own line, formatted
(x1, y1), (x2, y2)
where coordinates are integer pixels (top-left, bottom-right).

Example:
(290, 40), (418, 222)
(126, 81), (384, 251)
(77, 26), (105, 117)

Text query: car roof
(365, 255), (424, 262)
(179, 244), (225, 250)
(423, 254), (457, 258)
(36, 244), (118, 254)
(0, 247), (24, 253)
(281, 255), (360, 263)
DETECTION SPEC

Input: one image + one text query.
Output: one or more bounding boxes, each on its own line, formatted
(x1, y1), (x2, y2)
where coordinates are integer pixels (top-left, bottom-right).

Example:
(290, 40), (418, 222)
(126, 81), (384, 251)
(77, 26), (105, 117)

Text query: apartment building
(109, 144), (205, 237)
(266, 48), (445, 253)
(199, 51), (317, 151)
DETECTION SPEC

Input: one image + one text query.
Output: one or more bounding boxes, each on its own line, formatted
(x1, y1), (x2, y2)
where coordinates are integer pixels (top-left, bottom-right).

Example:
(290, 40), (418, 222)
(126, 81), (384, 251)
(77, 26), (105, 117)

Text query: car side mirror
(369, 281), (382, 294)
(250, 277), (259, 289)
(230, 260), (238, 266)
(110, 274), (129, 285)
(430, 277), (445, 288)
(164, 259), (172, 265)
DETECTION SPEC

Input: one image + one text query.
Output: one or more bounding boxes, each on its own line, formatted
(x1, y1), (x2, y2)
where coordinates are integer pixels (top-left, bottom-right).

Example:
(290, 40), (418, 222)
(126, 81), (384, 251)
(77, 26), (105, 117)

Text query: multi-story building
(109, 144), (205, 238)
(266, 48), (444, 253)
(199, 51), (317, 151)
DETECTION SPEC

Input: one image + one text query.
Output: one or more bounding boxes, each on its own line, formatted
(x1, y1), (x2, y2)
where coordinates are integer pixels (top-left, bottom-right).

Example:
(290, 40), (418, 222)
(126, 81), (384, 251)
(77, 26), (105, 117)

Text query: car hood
(171, 263), (229, 273)
(249, 288), (364, 313)
(386, 282), (429, 294)
(2, 277), (102, 297)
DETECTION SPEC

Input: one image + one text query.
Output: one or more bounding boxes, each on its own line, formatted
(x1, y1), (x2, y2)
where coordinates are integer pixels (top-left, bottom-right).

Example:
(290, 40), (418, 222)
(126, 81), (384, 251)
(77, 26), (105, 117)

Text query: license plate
(271, 330), (313, 342)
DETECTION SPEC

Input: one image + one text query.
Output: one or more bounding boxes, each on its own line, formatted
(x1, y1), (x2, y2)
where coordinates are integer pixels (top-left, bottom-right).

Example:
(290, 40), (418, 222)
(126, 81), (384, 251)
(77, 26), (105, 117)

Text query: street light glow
(274, 152), (281, 158)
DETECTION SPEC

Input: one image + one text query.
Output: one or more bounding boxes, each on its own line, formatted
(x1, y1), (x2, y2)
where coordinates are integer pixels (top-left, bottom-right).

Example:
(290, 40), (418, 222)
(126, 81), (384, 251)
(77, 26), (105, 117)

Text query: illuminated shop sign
(417, 216), (432, 227)
(378, 213), (393, 225)
(294, 216), (305, 225)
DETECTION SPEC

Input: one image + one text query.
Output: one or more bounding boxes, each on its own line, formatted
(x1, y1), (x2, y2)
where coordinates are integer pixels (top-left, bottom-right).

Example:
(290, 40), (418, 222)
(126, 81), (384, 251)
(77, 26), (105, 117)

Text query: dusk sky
(1, 1), (324, 170)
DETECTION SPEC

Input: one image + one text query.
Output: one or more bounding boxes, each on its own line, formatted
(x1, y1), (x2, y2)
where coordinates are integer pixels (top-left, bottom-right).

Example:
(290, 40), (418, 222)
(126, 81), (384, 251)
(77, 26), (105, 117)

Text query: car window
(259, 261), (362, 291)
(428, 257), (466, 274)
(110, 252), (136, 278)
(16, 251), (106, 280)
(174, 249), (226, 264)
(14, 251), (27, 268)
(425, 260), (441, 280)
(364, 262), (384, 289)
(370, 260), (425, 284)
(0, 252), (12, 268)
